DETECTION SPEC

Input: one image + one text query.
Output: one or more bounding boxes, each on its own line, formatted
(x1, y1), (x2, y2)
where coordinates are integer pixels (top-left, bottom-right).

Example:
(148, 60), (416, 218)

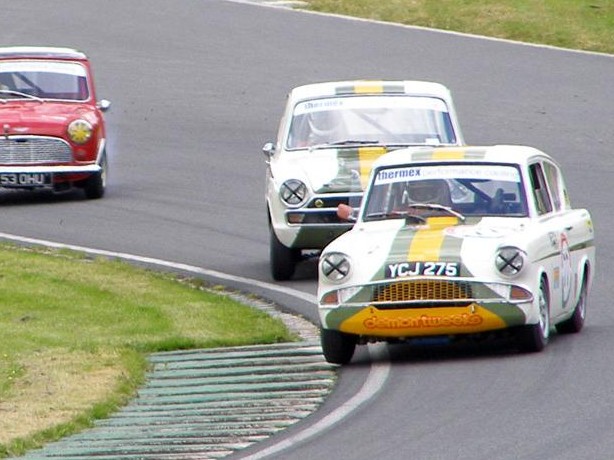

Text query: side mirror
(97, 99), (111, 112)
(262, 142), (276, 158)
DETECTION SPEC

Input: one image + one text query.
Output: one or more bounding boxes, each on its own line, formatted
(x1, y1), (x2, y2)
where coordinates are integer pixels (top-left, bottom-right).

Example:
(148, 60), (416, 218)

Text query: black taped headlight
(280, 179), (307, 206)
(495, 246), (525, 276)
(321, 252), (351, 282)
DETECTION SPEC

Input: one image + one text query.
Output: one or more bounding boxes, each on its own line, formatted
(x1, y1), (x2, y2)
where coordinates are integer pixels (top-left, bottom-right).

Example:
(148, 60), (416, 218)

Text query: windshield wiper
(406, 203), (466, 221)
(329, 139), (381, 146)
(0, 89), (44, 103)
(365, 211), (426, 224)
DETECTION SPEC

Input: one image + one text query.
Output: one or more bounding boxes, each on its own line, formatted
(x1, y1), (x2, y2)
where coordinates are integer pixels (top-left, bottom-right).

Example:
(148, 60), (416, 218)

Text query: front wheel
(517, 277), (550, 353)
(82, 152), (108, 199)
(320, 328), (357, 365)
(270, 227), (299, 281)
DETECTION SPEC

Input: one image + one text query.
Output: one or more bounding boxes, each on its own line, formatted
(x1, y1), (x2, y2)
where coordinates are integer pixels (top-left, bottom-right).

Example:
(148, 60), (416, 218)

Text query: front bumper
(319, 277), (536, 337)
(270, 191), (360, 249)
(0, 164), (101, 189)
(0, 164), (101, 174)
(327, 303), (528, 338)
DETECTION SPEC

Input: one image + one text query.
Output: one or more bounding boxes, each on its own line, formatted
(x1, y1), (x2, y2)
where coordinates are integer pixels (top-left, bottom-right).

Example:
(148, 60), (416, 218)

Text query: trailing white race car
(264, 80), (464, 280)
(318, 145), (595, 364)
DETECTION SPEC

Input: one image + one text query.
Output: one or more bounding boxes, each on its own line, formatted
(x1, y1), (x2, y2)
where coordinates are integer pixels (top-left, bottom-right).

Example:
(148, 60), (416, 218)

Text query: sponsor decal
(444, 225), (506, 238)
(374, 164), (520, 186)
(553, 267), (560, 289)
(337, 304), (512, 336)
(301, 99), (343, 112)
(548, 232), (558, 249)
(387, 261), (459, 278)
(560, 233), (572, 307)
(364, 312), (483, 330)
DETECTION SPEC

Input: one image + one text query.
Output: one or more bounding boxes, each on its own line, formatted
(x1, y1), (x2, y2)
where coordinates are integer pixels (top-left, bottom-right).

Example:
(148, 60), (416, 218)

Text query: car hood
(325, 216), (530, 281)
(0, 101), (97, 137)
(274, 146), (390, 193)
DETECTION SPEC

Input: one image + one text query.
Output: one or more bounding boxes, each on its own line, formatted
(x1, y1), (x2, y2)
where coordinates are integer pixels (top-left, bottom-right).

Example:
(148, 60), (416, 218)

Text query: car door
(528, 159), (587, 318)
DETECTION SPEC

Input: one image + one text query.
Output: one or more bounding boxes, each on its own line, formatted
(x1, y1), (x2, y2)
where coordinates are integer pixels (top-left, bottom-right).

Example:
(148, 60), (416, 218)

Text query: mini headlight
(495, 246), (525, 276)
(321, 252), (351, 282)
(280, 179), (307, 206)
(67, 119), (93, 144)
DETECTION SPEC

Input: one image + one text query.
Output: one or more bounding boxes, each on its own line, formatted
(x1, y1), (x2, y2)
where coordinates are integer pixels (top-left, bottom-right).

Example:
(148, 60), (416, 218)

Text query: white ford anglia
(317, 145), (595, 364)
(263, 80), (464, 280)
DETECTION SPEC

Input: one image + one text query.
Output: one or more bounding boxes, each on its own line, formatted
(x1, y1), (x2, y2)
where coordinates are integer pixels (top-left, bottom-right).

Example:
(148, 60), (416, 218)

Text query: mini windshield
(0, 61), (89, 101)
(362, 163), (528, 220)
(286, 95), (456, 149)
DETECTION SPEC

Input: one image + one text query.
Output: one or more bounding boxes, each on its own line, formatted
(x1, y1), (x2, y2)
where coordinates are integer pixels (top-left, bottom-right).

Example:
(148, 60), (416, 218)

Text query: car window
(286, 95), (456, 149)
(362, 163), (528, 220)
(0, 61), (89, 101)
(542, 160), (564, 211)
(528, 162), (553, 215)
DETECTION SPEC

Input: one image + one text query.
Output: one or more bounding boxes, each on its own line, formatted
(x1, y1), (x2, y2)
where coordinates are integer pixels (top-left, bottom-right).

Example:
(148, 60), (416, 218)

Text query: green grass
(0, 243), (295, 457)
(305, 0), (614, 55)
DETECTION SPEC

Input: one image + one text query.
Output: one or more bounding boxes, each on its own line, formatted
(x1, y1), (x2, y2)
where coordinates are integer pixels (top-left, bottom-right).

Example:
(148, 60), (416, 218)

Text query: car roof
(373, 145), (556, 169)
(0, 46), (87, 61)
(288, 80), (453, 101)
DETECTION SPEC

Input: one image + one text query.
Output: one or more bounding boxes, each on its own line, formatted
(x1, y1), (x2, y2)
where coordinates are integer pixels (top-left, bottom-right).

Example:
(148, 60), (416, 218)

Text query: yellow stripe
(358, 147), (387, 188)
(354, 83), (384, 94)
(432, 148), (467, 160)
(407, 217), (457, 261)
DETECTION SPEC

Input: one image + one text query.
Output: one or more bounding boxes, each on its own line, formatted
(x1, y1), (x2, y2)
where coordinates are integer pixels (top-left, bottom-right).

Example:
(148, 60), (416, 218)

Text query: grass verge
(0, 243), (295, 457)
(305, 0), (614, 55)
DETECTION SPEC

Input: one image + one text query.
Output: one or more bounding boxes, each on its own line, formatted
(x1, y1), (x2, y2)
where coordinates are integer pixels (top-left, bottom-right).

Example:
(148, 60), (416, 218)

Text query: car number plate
(387, 261), (460, 278)
(0, 172), (52, 187)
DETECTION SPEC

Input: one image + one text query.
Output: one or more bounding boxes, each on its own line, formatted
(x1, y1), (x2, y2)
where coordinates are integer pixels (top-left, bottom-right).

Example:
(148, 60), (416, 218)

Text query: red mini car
(0, 46), (110, 199)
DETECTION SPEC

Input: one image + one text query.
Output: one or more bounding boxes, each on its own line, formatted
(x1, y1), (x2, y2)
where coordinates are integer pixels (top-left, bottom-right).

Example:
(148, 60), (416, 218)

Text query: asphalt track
(1, 1), (614, 459)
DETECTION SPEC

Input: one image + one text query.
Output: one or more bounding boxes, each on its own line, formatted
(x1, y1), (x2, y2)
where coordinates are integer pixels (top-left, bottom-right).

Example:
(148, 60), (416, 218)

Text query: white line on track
(0, 232), (391, 459)
(238, 344), (390, 459)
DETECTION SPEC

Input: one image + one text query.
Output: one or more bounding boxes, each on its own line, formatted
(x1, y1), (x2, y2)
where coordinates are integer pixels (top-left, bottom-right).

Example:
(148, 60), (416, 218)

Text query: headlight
(67, 119), (93, 144)
(320, 252), (351, 282)
(495, 246), (525, 276)
(280, 179), (307, 206)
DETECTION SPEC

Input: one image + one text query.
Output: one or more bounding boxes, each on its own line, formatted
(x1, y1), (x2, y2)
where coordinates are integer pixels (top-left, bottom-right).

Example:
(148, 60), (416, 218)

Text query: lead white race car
(318, 145), (595, 364)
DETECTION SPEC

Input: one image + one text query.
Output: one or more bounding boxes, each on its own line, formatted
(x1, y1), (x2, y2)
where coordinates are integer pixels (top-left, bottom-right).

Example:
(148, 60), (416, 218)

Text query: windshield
(286, 95), (457, 149)
(362, 163), (528, 220)
(0, 61), (89, 101)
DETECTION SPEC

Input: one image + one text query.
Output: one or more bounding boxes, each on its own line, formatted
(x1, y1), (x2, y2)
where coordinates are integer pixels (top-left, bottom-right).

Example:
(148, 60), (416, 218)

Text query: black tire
(517, 277), (550, 353)
(270, 227), (299, 281)
(320, 328), (357, 365)
(83, 152), (107, 199)
(556, 273), (588, 334)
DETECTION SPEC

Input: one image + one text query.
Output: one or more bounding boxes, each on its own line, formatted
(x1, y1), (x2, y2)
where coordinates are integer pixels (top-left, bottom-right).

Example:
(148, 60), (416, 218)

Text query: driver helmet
(404, 179), (452, 206)
(307, 109), (344, 142)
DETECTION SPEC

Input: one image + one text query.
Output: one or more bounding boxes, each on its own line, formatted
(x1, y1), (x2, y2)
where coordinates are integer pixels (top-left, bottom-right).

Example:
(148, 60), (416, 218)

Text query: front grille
(306, 196), (351, 209)
(0, 136), (73, 164)
(373, 280), (473, 302)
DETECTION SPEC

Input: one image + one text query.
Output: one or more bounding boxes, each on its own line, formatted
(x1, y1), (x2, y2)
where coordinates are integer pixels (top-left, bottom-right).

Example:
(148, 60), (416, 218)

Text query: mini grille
(373, 280), (472, 302)
(0, 137), (73, 164)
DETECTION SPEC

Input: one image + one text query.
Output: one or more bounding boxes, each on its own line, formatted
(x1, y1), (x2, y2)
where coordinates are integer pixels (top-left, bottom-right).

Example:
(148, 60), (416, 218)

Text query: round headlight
(280, 179), (307, 206)
(67, 119), (93, 144)
(495, 246), (525, 276)
(321, 252), (351, 282)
